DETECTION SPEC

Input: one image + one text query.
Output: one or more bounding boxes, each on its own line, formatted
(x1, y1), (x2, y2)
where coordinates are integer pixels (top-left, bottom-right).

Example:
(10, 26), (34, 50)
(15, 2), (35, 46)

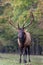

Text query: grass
(0, 53), (43, 65)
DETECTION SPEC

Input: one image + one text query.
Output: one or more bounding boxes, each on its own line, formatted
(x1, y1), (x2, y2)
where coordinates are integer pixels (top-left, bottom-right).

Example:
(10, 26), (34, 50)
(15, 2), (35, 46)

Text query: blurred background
(0, 0), (43, 55)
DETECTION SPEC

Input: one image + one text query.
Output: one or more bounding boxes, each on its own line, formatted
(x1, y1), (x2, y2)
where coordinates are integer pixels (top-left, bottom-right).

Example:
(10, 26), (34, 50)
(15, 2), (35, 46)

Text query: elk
(9, 11), (34, 63)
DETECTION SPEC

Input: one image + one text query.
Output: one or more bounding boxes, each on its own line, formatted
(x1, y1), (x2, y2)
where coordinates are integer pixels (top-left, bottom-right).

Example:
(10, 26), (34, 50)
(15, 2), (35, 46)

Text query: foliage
(0, 0), (43, 47)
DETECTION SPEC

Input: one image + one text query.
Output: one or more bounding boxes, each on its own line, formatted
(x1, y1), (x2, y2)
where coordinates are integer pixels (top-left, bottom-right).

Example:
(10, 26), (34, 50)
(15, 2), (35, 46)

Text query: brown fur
(18, 31), (31, 48)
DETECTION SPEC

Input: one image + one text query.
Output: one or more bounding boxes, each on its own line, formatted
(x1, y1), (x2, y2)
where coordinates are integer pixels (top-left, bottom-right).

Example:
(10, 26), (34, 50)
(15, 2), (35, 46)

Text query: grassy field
(0, 53), (43, 65)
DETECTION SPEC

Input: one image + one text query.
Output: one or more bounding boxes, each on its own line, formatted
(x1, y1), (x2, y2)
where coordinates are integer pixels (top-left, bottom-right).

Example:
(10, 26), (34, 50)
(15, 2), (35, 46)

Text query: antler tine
(16, 20), (20, 29)
(18, 23), (20, 29)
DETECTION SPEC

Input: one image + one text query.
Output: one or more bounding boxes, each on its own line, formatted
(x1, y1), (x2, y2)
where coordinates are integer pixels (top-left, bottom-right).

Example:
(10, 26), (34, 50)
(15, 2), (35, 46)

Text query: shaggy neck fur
(19, 32), (26, 46)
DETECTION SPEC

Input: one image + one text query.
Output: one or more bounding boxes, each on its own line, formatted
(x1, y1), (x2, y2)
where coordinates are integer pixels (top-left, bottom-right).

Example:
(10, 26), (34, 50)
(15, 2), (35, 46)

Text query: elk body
(17, 26), (31, 63)
(9, 11), (34, 63)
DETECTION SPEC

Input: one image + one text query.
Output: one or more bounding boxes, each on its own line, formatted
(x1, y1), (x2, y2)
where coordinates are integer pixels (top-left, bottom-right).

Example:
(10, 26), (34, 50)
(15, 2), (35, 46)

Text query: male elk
(9, 12), (34, 63)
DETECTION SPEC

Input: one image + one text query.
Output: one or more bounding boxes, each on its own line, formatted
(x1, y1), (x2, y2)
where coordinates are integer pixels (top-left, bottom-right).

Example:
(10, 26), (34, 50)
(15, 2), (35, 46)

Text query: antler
(22, 14), (29, 28)
(8, 17), (18, 29)
(23, 11), (34, 28)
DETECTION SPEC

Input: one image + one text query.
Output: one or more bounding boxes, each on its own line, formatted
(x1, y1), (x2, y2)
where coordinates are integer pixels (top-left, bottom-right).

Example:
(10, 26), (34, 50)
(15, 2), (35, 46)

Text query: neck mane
(19, 32), (26, 45)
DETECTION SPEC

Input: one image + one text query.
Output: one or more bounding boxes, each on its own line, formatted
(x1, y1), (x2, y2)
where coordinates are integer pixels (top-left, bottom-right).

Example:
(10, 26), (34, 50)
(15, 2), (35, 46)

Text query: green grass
(0, 53), (43, 65)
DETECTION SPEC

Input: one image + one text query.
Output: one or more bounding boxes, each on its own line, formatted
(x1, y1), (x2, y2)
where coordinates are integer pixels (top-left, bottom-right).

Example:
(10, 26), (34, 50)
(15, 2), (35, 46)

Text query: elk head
(17, 23), (25, 39)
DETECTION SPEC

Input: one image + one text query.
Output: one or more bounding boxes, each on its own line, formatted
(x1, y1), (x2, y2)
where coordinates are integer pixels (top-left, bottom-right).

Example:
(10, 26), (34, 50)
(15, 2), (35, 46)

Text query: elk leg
(20, 48), (23, 63)
(28, 46), (31, 62)
(23, 48), (27, 63)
